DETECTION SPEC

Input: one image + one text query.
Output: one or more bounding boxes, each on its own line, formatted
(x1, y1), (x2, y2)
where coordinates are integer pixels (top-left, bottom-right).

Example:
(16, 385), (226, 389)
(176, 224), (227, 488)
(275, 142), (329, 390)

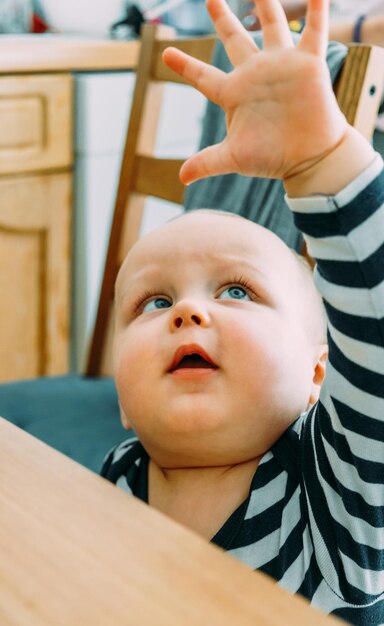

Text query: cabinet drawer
(0, 74), (72, 175)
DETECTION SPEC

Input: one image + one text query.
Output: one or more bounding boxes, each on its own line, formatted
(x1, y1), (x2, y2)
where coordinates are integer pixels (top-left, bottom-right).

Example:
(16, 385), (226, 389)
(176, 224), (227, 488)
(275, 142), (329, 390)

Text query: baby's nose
(174, 313), (202, 328)
(170, 300), (210, 330)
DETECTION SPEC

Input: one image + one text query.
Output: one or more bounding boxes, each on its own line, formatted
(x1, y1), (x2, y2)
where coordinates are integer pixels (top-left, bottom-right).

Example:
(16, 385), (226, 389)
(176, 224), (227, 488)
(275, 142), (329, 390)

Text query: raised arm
(162, 0), (375, 194)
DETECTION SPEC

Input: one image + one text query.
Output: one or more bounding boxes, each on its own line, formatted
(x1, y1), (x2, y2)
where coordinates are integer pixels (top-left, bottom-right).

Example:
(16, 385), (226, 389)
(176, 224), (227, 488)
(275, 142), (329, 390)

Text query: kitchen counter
(0, 34), (140, 73)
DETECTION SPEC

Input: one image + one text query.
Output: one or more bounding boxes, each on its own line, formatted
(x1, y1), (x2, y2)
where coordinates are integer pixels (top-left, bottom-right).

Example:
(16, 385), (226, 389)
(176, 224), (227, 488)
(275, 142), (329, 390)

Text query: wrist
(283, 126), (376, 198)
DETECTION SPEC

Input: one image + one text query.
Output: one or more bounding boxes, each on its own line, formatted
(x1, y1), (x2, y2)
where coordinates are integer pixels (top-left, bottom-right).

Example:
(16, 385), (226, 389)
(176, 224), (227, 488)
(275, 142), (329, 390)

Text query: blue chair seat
(0, 375), (130, 473)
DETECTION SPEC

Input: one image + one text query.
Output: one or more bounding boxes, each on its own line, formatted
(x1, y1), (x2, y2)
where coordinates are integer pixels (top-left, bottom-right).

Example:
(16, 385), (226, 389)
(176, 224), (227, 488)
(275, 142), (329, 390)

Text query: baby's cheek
(229, 324), (293, 401)
(228, 319), (281, 367)
(114, 360), (145, 428)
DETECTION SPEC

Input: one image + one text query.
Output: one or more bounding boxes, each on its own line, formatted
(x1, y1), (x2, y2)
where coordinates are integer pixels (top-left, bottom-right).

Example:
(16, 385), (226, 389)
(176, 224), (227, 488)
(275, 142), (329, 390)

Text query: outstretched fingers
(298, 0), (329, 56)
(162, 47), (225, 105)
(255, 0), (294, 48)
(206, 0), (258, 66)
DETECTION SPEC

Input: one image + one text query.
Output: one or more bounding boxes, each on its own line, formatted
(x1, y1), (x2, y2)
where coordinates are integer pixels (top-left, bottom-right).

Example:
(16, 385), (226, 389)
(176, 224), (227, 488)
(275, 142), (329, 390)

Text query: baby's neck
(148, 457), (261, 540)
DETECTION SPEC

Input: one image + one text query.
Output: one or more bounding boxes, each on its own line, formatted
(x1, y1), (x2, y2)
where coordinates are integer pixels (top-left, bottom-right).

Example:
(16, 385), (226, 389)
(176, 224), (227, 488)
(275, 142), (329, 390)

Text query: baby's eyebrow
(213, 256), (268, 279)
(115, 254), (270, 302)
(115, 265), (163, 302)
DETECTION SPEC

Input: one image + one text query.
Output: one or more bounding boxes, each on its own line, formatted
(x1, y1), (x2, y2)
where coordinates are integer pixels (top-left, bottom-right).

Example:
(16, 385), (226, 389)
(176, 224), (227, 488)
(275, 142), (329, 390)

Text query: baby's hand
(163, 0), (349, 185)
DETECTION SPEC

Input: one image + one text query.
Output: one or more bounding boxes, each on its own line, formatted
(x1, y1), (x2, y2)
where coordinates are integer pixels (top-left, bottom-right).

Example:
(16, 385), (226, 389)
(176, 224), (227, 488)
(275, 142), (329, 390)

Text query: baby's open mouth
(174, 353), (217, 370)
(169, 346), (218, 372)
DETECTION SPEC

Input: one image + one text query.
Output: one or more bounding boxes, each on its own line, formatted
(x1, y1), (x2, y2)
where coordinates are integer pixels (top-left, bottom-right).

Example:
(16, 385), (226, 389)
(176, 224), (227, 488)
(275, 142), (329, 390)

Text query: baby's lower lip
(169, 367), (218, 378)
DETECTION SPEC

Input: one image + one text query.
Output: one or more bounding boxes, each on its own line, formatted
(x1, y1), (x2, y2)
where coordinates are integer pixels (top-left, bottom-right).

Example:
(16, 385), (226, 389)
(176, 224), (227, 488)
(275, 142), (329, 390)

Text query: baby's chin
(142, 437), (267, 470)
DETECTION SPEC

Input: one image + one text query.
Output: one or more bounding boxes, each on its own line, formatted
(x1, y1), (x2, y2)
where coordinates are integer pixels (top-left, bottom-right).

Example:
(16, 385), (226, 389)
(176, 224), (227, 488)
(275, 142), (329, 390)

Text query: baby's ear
(119, 401), (132, 430)
(307, 345), (328, 408)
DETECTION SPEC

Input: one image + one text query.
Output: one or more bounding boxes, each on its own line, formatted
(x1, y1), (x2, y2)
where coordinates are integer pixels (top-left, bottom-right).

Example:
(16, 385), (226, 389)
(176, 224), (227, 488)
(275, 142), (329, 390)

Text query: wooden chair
(86, 23), (384, 376)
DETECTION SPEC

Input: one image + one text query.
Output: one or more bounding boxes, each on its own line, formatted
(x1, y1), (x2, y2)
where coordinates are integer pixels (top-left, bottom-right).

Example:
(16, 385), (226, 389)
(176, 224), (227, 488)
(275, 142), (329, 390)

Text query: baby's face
(114, 211), (323, 468)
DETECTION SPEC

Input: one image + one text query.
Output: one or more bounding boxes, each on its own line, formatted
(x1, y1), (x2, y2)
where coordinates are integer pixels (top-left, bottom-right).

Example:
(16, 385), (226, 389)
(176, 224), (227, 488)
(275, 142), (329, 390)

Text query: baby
(102, 0), (384, 622)
(109, 210), (327, 537)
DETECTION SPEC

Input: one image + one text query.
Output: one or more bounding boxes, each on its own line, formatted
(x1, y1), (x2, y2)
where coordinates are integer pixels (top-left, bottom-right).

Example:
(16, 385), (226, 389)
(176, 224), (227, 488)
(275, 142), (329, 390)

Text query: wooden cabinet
(0, 74), (72, 382)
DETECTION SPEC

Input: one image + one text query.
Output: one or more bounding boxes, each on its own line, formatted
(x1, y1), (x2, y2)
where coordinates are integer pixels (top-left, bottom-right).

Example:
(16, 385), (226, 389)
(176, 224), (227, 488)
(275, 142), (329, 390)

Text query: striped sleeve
(287, 155), (384, 605)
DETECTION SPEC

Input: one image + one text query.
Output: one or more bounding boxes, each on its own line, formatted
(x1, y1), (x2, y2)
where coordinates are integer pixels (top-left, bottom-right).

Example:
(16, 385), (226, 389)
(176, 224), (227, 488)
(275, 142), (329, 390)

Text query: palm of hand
(221, 49), (346, 180)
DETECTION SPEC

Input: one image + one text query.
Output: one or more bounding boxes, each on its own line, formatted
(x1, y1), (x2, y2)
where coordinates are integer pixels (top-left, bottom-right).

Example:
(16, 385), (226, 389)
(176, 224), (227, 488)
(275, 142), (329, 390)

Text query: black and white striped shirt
(101, 156), (384, 625)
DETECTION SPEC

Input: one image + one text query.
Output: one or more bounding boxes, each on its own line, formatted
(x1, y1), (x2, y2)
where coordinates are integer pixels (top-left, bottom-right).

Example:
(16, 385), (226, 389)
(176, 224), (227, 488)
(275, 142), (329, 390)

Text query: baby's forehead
(131, 210), (288, 259)
(116, 211), (297, 297)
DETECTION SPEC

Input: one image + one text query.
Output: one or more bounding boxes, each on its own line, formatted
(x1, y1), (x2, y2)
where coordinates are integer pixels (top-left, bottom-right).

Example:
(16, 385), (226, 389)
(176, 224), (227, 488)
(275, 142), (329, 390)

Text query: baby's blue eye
(143, 297), (172, 312)
(219, 286), (250, 301)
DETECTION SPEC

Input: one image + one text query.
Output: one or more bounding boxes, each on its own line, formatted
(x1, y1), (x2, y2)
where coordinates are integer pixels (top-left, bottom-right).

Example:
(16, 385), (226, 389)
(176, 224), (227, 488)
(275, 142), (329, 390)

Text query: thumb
(180, 141), (236, 185)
